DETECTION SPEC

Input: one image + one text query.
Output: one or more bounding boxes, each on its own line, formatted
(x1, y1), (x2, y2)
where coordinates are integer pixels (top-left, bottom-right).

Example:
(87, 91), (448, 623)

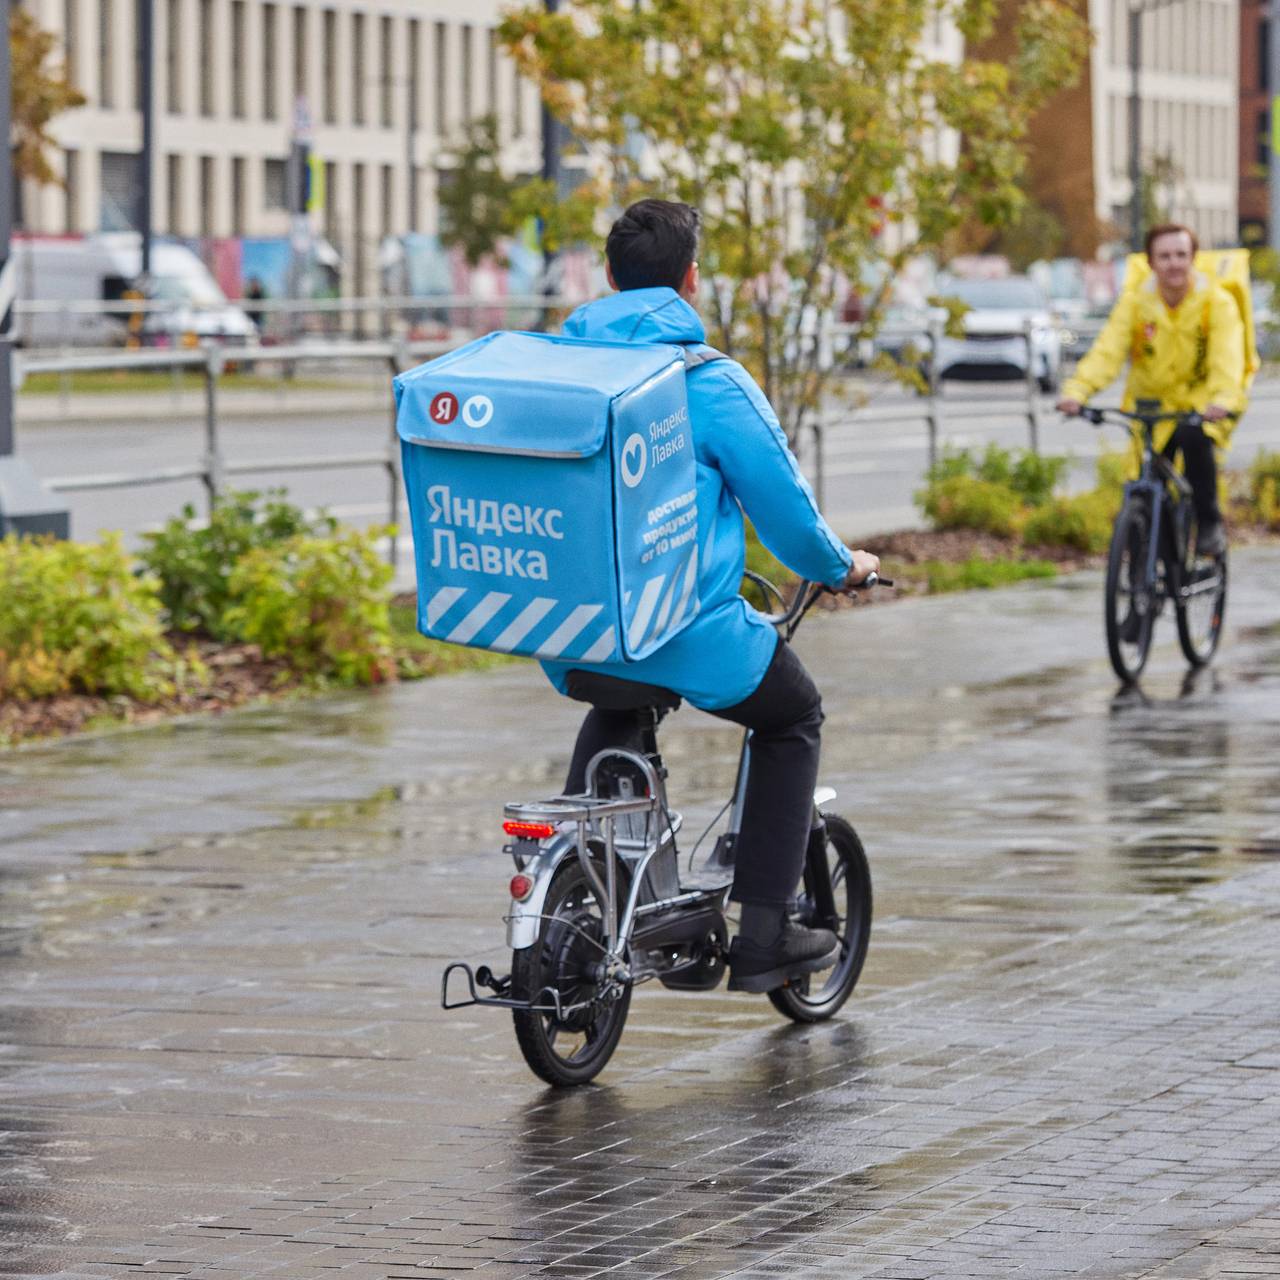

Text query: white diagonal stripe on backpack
(425, 586), (466, 629)
(627, 575), (666, 652)
(490, 597), (556, 652)
(579, 626), (617, 664)
(665, 547), (700, 634)
(447, 591), (512, 644)
(649, 564), (679, 641)
(535, 604), (603, 659)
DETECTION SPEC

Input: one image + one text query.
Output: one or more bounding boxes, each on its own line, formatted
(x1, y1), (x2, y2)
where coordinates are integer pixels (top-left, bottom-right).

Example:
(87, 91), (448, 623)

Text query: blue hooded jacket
(540, 287), (852, 710)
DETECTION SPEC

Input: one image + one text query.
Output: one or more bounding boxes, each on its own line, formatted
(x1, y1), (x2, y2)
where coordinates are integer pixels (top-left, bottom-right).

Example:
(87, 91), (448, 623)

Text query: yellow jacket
(1062, 269), (1247, 450)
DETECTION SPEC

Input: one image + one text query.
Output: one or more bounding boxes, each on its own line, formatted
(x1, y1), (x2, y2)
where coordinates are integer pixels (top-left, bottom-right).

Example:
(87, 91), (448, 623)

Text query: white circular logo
(462, 394), (494, 429)
(620, 432), (647, 488)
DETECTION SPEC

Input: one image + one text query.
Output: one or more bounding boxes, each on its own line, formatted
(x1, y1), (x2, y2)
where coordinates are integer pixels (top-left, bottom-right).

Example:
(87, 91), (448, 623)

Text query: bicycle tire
(1105, 500), (1156, 683)
(768, 814), (872, 1024)
(511, 858), (631, 1087)
(1176, 542), (1228, 668)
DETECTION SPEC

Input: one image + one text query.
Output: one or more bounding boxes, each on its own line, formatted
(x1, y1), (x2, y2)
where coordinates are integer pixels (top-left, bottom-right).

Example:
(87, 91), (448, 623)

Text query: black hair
(605, 199), (700, 291)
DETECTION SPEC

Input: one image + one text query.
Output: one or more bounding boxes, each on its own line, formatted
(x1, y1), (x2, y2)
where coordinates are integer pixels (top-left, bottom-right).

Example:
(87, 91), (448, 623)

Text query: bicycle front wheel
(1176, 541), (1228, 668)
(1105, 500), (1156, 683)
(769, 814), (872, 1024)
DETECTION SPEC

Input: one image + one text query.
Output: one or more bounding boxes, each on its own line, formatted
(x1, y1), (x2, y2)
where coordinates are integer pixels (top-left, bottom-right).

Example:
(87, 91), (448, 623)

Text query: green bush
(1095, 448), (1132, 503)
(224, 525), (395, 685)
(917, 474), (1023, 537)
(0, 534), (181, 701)
(1021, 490), (1117, 554)
(140, 490), (334, 639)
(1249, 449), (1280, 528)
(920, 556), (1058, 593)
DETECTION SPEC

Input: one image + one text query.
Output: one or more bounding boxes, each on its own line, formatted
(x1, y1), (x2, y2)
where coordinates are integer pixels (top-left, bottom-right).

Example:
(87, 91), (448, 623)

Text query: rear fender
(506, 833), (576, 950)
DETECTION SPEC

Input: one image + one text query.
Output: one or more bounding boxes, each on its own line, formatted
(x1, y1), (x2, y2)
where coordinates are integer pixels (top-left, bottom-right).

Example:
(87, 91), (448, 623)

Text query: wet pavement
(5, 550), (1280, 1279)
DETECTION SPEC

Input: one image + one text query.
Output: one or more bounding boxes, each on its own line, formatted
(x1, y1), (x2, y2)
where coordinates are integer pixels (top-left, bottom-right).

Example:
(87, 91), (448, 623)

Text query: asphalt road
(18, 373), (1280, 560)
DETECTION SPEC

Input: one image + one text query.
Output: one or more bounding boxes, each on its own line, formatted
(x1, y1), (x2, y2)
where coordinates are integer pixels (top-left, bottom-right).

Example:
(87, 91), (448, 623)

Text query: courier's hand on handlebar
(1056, 397), (1083, 417)
(842, 550), (884, 592)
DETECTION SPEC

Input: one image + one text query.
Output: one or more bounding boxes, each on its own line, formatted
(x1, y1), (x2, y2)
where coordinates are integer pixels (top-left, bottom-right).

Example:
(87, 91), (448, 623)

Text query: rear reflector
(509, 873), (535, 901)
(503, 820), (556, 840)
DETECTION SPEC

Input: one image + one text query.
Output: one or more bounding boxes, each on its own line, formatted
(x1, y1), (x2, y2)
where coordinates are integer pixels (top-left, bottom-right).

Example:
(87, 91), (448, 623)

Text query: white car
(933, 275), (1063, 392)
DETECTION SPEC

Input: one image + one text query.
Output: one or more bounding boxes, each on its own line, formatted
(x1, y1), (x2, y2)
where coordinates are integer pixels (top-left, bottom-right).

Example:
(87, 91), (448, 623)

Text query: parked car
(13, 233), (257, 347)
(931, 275), (1063, 392)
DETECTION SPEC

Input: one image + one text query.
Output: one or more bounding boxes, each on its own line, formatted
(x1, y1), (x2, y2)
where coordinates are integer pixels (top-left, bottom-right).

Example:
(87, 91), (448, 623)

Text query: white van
(13, 233), (258, 347)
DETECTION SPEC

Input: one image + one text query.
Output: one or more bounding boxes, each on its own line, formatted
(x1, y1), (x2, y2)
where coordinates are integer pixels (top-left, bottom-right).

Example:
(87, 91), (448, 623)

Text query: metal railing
(19, 338), (453, 569)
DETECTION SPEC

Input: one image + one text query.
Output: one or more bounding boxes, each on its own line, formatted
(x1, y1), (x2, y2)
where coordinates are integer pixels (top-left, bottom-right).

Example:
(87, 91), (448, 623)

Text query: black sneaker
(1195, 520), (1227, 558)
(727, 920), (840, 994)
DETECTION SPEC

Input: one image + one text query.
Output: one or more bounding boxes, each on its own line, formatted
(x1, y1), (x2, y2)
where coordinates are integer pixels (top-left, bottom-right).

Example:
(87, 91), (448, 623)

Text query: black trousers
(1163, 420), (1221, 525)
(564, 636), (824, 906)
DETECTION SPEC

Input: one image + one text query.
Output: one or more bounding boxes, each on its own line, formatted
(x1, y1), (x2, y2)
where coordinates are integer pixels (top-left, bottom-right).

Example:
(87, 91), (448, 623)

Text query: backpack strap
(681, 343), (728, 369)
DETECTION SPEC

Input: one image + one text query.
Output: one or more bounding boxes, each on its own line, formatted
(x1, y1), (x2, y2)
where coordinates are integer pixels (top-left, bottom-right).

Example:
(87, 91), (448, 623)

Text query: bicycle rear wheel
(1105, 500), (1156, 683)
(768, 814), (872, 1024)
(1176, 538), (1228, 667)
(511, 858), (631, 1087)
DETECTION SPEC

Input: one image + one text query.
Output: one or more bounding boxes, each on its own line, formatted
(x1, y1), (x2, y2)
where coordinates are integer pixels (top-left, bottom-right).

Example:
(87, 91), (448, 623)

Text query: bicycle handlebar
(1072, 405), (1236, 430)
(754, 571), (893, 629)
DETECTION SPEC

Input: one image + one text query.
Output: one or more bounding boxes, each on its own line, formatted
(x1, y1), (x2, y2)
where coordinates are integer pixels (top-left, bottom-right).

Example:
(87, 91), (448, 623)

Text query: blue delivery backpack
(394, 330), (714, 665)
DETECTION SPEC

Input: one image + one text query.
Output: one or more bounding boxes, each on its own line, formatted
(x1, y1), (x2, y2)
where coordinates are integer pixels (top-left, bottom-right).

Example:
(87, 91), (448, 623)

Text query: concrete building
(21, 0), (543, 295)
(979, 0), (1239, 255)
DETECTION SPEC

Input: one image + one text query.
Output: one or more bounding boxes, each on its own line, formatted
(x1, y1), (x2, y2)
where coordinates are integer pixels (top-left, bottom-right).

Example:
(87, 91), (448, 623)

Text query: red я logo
(430, 392), (459, 424)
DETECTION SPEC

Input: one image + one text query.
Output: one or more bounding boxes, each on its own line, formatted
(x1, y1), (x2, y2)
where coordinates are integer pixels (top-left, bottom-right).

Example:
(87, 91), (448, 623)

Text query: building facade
(1238, 0), (1268, 243)
(22, 0), (543, 295)
(1087, 0), (1240, 247)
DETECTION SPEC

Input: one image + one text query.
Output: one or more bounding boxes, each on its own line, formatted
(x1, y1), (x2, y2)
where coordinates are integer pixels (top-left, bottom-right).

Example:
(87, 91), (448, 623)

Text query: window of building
(382, 163), (394, 237)
(232, 156), (246, 235)
(380, 16), (393, 127)
(199, 0), (214, 116)
(1259, 109), (1270, 170)
(165, 0), (181, 112)
(293, 5), (308, 103)
(408, 17), (420, 132)
(352, 11), (365, 126)
(1261, 17), (1270, 92)
(98, 0), (114, 108)
(513, 65), (524, 138)
(63, 0), (78, 83)
(167, 153), (182, 233)
(264, 157), (287, 209)
(323, 8), (337, 124)
(200, 155), (215, 236)
(461, 25), (472, 124)
(324, 160), (337, 241)
(99, 150), (138, 230)
(231, 1), (246, 118)
(262, 4), (278, 121)
(64, 149), (79, 233)
(487, 28), (498, 119)
(434, 22), (447, 136)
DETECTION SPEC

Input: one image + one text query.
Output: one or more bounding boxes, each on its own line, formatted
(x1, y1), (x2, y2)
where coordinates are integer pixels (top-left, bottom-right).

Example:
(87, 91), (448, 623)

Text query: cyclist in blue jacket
(543, 199), (879, 994)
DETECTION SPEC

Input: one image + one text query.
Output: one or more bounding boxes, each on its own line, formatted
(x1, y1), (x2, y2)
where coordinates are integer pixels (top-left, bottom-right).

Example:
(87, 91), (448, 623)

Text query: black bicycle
(1080, 401), (1228, 683)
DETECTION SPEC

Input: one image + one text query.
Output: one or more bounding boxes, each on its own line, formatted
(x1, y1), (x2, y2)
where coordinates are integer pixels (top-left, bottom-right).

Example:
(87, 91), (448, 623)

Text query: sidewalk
(5, 552), (1280, 1279)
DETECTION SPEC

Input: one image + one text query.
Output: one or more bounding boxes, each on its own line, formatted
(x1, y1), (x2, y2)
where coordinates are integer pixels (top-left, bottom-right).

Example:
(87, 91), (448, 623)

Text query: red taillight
(503, 820), (556, 840)
(509, 873), (535, 901)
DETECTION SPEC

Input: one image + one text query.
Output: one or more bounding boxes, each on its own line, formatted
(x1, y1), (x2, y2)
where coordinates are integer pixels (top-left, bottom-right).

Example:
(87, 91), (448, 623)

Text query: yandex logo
(430, 392), (458, 424)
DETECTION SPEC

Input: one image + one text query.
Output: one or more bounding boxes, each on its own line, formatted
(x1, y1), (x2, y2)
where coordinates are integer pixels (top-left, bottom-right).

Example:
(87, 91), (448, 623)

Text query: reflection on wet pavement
(4, 549), (1280, 1278)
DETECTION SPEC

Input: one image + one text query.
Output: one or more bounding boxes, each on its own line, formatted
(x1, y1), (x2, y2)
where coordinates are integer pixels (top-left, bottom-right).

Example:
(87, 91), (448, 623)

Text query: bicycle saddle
(563, 670), (682, 713)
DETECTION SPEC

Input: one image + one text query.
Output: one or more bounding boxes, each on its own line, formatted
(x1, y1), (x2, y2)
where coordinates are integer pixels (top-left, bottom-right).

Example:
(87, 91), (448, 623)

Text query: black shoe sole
(727, 943), (841, 994)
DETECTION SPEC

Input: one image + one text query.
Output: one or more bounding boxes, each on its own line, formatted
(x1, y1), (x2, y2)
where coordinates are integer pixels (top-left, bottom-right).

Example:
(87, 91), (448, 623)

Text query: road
(17, 373), (1280, 557)
(5, 551), (1280, 1277)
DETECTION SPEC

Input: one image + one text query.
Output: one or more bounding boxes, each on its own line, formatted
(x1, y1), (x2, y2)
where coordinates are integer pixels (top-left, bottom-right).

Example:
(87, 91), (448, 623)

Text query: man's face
(1148, 231), (1195, 294)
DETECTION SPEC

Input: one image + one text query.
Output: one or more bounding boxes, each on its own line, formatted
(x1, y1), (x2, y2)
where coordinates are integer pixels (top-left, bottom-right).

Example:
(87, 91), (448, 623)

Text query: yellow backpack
(1120, 248), (1260, 392)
